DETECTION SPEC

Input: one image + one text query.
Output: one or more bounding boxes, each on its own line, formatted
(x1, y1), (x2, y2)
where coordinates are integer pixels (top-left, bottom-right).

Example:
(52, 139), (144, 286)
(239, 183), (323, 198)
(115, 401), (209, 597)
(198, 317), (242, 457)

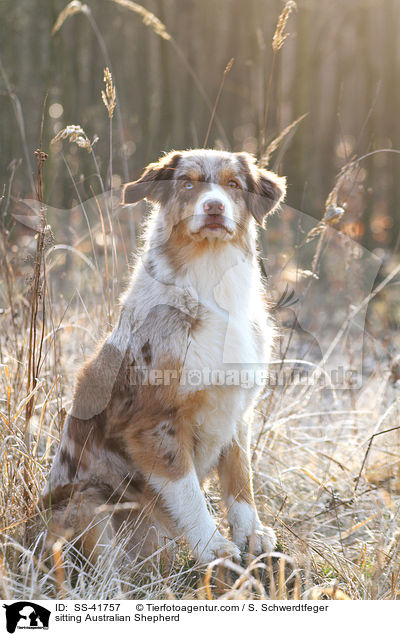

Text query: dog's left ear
(236, 152), (286, 226)
(251, 168), (287, 226)
(122, 151), (182, 205)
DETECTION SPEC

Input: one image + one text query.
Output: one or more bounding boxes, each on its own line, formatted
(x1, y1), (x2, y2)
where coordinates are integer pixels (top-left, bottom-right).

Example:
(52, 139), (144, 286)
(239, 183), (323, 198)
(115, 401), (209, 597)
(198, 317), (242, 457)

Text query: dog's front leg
(150, 468), (240, 564)
(218, 429), (276, 556)
(122, 416), (239, 563)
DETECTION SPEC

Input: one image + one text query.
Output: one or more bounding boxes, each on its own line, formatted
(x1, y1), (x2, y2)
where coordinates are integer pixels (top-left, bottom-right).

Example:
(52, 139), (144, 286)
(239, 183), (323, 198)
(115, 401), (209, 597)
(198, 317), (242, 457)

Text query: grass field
(1, 184), (399, 599)
(1, 0), (400, 601)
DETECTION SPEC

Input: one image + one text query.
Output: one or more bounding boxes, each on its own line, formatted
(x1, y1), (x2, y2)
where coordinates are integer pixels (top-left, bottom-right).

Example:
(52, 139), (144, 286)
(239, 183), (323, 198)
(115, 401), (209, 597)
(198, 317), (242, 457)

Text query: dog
(42, 148), (286, 564)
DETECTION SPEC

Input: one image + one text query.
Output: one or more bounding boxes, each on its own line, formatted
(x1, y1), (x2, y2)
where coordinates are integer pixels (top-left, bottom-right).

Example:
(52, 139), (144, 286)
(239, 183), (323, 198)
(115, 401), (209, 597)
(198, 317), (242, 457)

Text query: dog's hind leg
(42, 484), (116, 563)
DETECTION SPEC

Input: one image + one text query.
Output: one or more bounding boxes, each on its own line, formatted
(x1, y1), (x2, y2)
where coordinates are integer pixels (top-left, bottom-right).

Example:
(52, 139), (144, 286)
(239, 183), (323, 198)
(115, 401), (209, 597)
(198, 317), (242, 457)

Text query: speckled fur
(43, 149), (286, 563)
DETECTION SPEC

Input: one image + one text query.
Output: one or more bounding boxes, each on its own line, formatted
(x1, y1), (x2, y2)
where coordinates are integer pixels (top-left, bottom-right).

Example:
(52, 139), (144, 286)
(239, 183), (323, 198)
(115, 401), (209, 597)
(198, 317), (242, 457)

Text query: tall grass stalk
(260, 1), (297, 156)
(203, 58), (234, 148)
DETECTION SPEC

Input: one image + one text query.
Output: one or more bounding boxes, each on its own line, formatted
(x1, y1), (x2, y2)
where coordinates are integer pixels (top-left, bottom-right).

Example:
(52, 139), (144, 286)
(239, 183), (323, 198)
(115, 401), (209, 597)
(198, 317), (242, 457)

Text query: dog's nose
(203, 199), (225, 215)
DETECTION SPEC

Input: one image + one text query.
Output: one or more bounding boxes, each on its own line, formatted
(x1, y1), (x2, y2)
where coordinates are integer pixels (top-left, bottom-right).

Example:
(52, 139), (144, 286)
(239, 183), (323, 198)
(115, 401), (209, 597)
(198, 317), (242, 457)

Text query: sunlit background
(1, 0), (400, 600)
(1, 0), (400, 251)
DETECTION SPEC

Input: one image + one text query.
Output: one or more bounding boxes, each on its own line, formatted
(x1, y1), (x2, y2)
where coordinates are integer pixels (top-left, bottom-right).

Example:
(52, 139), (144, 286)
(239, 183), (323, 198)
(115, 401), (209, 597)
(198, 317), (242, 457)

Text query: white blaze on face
(193, 183), (235, 232)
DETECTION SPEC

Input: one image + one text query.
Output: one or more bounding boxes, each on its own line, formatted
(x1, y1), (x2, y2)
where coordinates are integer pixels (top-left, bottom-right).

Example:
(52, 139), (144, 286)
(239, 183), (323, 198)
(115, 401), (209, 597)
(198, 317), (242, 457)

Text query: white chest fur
(180, 245), (271, 378)
(191, 385), (249, 480)
(175, 245), (270, 478)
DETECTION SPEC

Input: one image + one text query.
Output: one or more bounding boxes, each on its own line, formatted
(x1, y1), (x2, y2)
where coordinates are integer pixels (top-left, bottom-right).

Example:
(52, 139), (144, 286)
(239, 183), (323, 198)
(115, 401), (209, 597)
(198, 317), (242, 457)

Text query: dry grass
(1, 146), (399, 599)
(1, 0), (400, 602)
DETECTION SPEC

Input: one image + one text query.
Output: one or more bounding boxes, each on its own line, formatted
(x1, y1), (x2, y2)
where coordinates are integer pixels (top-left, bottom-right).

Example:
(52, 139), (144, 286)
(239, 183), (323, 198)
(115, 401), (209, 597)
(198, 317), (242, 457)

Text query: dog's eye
(228, 180), (240, 189)
(183, 181), (193, 189)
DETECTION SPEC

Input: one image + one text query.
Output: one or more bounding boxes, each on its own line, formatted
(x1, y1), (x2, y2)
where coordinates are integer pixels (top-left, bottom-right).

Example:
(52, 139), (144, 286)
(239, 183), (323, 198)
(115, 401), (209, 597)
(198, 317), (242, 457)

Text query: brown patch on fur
(160, 219), (252, 275)
(179, 168), (201, 182)
(41, 483), (80, 510)
(62, 349), (137, 478)
(122, 152), (182, 205)
(72, 342), (125, 420)
(218, 436), (254, 506)
(68, 414), (105, 448)
(41, 476), (144, 512)
(43, 484), (115, 560)
(116, 371), (208, 480)
(141, 340), (152, 365)
(218, 165), (242, 186)
(162, 229), (214, 273)
(59, 449), (76, 481)
(64, 414), (105, 476)
(235, 152), (286, 226)
(41, 478), (172, 561)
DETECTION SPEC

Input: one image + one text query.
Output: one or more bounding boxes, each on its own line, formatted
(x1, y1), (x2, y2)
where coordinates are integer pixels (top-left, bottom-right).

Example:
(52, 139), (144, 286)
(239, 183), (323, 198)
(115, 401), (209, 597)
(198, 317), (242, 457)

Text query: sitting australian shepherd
(43, 149), (286, 564)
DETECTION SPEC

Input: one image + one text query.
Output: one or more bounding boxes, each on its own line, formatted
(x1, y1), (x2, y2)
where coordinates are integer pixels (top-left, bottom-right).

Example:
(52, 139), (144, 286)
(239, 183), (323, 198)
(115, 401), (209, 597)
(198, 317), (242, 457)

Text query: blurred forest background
(1, 0), (400, 601)
(1, 0), (400, 253)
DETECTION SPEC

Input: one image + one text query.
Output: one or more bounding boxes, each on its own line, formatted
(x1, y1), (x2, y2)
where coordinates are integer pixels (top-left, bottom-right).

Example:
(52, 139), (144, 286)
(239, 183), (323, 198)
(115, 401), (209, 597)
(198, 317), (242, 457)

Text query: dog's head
(122, 149), (286, 243)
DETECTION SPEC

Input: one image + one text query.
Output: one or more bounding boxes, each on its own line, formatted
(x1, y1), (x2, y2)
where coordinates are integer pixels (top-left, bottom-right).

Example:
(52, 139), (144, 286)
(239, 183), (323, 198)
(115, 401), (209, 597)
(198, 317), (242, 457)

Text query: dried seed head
(224, 57), (234, 75)
(259, 112), (308, 167)
(324, 204), (345, 225)
(101, 67), (116, 119)
(325, 161), (357, 209)
(34, 149), (48, 163)
(304, 159), (359, 242)
(52, 1), (90, 36)
(110, 0), (171, 41)
(272, 1), (297, 52)
(51, 125), (97, 152)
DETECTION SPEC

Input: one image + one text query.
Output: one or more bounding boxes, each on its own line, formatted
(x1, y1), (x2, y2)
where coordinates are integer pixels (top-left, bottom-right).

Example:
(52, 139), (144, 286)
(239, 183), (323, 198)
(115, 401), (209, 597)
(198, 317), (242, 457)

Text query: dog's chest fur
(154, 246), (269, 478)
(112, 241), (269, 483)
(181, 246), (266, 369)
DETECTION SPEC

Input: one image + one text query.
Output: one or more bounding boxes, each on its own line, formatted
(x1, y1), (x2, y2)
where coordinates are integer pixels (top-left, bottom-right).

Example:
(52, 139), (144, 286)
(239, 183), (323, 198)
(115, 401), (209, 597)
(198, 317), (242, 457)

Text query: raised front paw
(228, 500), (276, 555)
(192, 531), (241, 564)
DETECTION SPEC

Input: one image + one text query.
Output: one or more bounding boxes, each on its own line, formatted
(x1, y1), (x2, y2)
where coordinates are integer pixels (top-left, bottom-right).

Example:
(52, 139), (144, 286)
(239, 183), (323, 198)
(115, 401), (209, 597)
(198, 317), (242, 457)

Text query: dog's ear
(122, 151), (182, 205)
(236, 152), (286, 226)
(250, 168), (287, 226)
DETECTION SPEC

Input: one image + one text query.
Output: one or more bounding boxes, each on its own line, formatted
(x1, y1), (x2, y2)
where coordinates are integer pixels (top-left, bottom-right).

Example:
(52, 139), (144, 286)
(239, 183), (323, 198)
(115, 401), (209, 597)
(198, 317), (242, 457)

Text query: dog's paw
(193, 532), (241, 564)
(228, 501), (276, 555)
(247, 524), (276, 556)
(233, 521), (276, 556)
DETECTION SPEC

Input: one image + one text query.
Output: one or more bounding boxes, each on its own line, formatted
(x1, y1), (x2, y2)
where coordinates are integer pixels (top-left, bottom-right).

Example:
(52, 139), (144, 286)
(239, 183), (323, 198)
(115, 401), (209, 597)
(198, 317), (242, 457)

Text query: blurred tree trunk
(0, 0), (399, 251)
